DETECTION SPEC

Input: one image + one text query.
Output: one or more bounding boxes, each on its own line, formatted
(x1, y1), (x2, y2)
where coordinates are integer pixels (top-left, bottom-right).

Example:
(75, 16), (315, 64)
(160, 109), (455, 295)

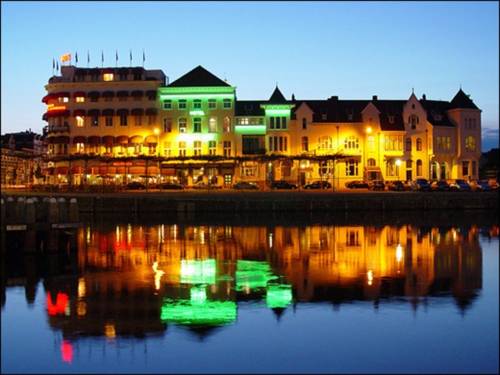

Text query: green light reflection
(235, 260), (278, 292)
(266, 284), (293, 308)
(180, 259), (216, 285)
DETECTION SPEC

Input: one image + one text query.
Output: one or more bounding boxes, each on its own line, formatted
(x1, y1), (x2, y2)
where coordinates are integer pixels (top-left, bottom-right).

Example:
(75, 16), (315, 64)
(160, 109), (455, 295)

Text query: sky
(1, 1), (498, 151)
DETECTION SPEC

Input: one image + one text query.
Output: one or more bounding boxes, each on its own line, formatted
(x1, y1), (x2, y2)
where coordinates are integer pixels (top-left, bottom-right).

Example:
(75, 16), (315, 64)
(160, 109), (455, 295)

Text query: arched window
(416, 159), (422, 176)
(367, 158), (376, 166)
(344, 136), (359, 149)
(208, 117), (217, 133)
(465, 136), (476, 152)
(416, 138), (422, 151)
(318, 136), (332, 150)
(405, 138), (412, 151)
(223, 116), (231, 133)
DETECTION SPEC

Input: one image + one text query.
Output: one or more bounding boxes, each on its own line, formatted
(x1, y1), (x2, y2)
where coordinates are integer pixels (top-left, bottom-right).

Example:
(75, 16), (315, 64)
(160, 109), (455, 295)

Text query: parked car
(431, 180), (450, 192)
(386, 180), (405, 191)
(304, 181), (332, 189)
(159, 182), (184, 190)
(488, 179), (499, 190)
(233, 181), (259, 190)
(345, 180), (369, 189)
(125, 181), (146, 190)
(270, 180), (298, 190)
(193, 181), (221, 189)
(412, 178), (431, 192)
(369, 180), (386, 191)
(449, 179), (471, 192)
(470, 180), (491, 192)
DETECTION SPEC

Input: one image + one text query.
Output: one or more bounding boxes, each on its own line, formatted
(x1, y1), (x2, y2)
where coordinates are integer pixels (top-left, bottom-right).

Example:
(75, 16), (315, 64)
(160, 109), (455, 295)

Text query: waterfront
(1, 215), (498, 373)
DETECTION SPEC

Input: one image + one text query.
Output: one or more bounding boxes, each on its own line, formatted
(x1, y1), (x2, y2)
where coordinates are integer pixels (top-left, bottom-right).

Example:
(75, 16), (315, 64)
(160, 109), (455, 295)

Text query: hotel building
(43, 65), (482, 188)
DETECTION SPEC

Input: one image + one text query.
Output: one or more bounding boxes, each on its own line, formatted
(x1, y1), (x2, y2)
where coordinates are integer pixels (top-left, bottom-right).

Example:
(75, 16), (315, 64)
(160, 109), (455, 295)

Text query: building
(42, 65), (482, 188)
(0, 130), (45, 187)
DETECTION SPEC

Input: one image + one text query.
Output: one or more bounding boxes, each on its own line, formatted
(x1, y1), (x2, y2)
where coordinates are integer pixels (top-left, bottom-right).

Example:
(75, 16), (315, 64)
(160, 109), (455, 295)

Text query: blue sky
(1, 1), (498, 150)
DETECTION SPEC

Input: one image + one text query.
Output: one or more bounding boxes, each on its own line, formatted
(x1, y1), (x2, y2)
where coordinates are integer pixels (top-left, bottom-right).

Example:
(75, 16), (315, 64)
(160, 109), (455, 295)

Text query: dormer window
(348, 114), (353, 121)
(388, 115), (394, 124)
(321, 113), (327, 120)
(434, 114), (442, 121)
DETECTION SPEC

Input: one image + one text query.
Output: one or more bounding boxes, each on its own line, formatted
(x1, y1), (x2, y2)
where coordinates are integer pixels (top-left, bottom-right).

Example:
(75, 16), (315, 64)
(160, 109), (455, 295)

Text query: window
(405, 138), (412, 152)
(223, 99), (231, 109)
(345, 159), (358, 176)
(103, 73), (114, 81)
(344, 136), (359, 149)
(178, 118), (187, 133)
(386, 159), (399, 177)
(178, 141), (186, 157)
(75, 96), (85, 103)
(223, 141), (231, 157)
(163, 118), (172, 132)
(465, 136), (476, 152)
(179, 100), (187, 109)
(346, 230), (360, 247)
(406, 160), (412, 169)
(368, 158), (376, 166)
(193, 141), (202, 156)
(76, 116), (84, 127)
(208, 140), (217, 155)
(388, 115), (395, 124)
(209, 117), (217, 133)
(239, 117), (249, 125)
(302, 118), (307, 130)
(91, 116), (99, 127)
(462, 161), (469, 176)
(75, 143), (84, 153)
(148, 115), (155, 125)
(409, 114), (419, 129)
(301, 136), (309, 152)
(120, 114), (127, 126)
(416, 160), (423, 176)
(281, 160), (292, 177)
(163, 100), (172, 110)
(437, 136), (451, 152)
(270, 117), (275, 129)
(104, 95), (112, 102)
(208, 99), (216, 109)
(105, 116), (113, 127)
(268, 136), (287, 152)
(90, 96), (98, 103)
(119, 72), (128, 80)
(368, 136), (375, 151)
(193, 99), (202, 109)
(416, 138), (422, 151)
(319, 136), (332, 150)
(242, 162), (257, 177)
(163, 141), (171, 157)
(193, 118), (202, 133)
(59, 97), (69, 103)
(384, 135), (403, 151)
(321, 113), (327, 120)
(223, 117), (231, 133)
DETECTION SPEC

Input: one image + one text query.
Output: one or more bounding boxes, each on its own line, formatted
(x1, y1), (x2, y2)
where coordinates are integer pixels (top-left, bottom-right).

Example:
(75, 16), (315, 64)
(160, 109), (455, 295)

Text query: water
(1, 217), (499, 373)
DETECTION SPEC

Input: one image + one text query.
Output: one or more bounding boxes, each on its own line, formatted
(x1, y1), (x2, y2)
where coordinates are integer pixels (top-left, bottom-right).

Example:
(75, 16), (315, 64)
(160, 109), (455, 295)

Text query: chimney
(329, 95), (338, 101)
(372, 95), (378, 101)
(292, 93), (296, 101)
(422, 94), (426, 100)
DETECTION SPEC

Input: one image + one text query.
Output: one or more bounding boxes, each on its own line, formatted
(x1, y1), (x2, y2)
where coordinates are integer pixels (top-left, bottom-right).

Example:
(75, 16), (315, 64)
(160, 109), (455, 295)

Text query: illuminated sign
(180, 259), (216, 285)
(47, 104), (67, 112)
(189, 110), (205, 116)
(266, 284), (293, 308)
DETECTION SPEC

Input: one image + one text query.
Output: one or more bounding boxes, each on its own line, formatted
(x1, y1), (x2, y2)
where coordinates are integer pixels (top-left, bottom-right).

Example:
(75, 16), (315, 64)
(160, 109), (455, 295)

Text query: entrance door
(299, 172), (306, 186)
(406, 169), (412, 181)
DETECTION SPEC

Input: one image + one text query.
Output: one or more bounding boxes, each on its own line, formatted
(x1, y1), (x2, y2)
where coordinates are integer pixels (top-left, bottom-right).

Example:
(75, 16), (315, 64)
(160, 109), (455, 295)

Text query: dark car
(431, 180), (450, 192)
(271, 180), (298, 190)
(369, 180), (385, 191)
(192, 181), (221, 189)
(159, 182), (184, 190)
(345, 180), (369, 189)
(449, 179), (471, 192)
(387, 180), (405, 191)
(413, 178), (431, 192)
(126, 181), (146, 190)
(233, 181), (259, 190)
(470, 180), (491, 192)
(304, 181), (332, 189)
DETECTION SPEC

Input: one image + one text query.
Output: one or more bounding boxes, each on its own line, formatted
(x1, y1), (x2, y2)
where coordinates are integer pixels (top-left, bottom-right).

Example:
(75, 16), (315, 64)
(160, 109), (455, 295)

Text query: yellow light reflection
(367, 270), (373, 286)
(152, 261), (165, 291)
(77, 301), (87, 316)
(104, 323), (116, 339)
(396, 244), (403, 263)
(78, 278), (86, 298)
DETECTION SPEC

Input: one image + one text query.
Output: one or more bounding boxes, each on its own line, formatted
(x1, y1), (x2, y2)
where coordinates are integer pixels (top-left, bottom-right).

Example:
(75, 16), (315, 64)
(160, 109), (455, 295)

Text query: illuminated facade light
(366, 126), (373, 134)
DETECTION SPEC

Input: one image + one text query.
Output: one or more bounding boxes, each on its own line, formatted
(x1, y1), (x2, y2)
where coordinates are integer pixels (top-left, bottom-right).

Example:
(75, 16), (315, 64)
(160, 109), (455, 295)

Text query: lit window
(193, 141), (202, 156)
(223, 99), (231, 109)
(103, 73), (114, 81)
(179, 118), (187, 133)
(179, 100), (187, 109)
(76, 116), (84, 127)
(163, 118), (172, 132)
(223, 141), (231, 157)
(345, 159), (359, 176)
(344, 136), (359, 149)
(59, 97), (69, 103)
(193, 118), (202, 133)
(75, 96), (85, 103)
(178, 141), (186, 157)
(208, 117), (217, 133)
(193, 99), (202, 109)
(208, 99), (216, 109)
(223, 117), (231, 133)
(163, 141), (171, 157)
(465, 136), (476, 152)
(208, 140), (216, 155)
(76, 143), (84, 153)
(416, 160), (423, 176)
(163, 100), (172, 110)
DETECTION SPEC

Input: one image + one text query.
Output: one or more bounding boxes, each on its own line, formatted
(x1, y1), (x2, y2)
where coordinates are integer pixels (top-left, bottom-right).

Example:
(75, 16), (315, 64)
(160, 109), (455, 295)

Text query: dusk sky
(1, 1), (498, 150)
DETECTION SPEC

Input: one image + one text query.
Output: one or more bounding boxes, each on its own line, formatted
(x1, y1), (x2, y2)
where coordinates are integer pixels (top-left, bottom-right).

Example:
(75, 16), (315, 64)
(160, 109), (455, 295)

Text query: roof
(167, 65), (230, 87)
(450, 89), (479, 110)
(293, 99), (369, 123)
(419, 99), (455, 127)
(235, 100), (266, 116)
(372, 100), (406, 131)
(268, 87), (288, 104)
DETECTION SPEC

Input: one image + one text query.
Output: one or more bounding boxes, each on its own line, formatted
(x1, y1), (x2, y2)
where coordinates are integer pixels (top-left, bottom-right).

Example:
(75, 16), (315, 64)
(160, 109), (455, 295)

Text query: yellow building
(43, 65), (482, 188)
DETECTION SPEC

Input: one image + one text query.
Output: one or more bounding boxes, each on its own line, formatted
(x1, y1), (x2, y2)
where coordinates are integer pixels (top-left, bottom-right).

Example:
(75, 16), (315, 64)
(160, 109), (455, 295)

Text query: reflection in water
(1, 222), (495, 366)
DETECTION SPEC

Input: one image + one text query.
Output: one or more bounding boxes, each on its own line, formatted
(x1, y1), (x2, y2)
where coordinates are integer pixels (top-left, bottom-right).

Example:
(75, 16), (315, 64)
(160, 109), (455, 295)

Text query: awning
(131, 108), (144, 115)
(129, 135), (144, 144)
(117, 91), (129, 97)
(145, 108), (158, 115)
(88, 91), (100, 98)
(55, 92), (70, 98)
(129, 166), (146, 174)
(144, 135), (157, 144)
(117, 108), (129, 115)
(87, 136), (101, 145)
(45, 110), (70, 119)
(131, 90), (144, 97)
(87, 109), (100, 116)
(73, 109), (86, 116)
(42, 94), (57, 103)
(102, 91), (115, 98)
(102, 108), (115, 116)
(161, 168), (176, 176)
(102, 136), (115, 146)
(71, 166), (84, 174)
(116, 135), (129, 144)
(73, 91), (86, 98)
(73, 136), (86, 144)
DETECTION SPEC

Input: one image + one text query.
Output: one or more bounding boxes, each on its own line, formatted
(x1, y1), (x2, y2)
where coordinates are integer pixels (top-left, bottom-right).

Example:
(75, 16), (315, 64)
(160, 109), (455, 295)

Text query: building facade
(42, 65), (482, 188)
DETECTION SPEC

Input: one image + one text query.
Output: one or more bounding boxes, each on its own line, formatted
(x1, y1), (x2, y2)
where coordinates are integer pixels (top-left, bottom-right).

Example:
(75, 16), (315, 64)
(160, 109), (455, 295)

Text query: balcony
(47, 124), (70, 134)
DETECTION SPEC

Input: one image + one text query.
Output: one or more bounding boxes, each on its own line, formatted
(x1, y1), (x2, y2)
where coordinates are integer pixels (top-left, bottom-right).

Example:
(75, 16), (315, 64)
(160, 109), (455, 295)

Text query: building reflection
(1, 222), (493, 345)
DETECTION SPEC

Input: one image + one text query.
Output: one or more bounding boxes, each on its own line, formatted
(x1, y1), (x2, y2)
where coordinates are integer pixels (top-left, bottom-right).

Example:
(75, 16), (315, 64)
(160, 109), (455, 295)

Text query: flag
(52, 58), (55, 70)
(115, 50), (118, 63)
(60, 53), (71, 63)
(75, 52), (78, 64)
(142, 49), (145, 65)
(129, 50), (132, 65)
(101, 50), (104, 64)
(87, 50), (90, 65)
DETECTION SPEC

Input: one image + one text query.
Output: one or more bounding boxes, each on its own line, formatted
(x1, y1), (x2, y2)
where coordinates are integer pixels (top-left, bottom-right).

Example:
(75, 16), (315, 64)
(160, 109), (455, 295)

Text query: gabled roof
(450, 89), (479, 110)
(419, 99), (455, 127)
(371, 100), (406, 131)
(235, 100), (266, 116)
(293, 99), (369, 123)
(268, 86), (288, 104)
(167, 65), (230, 87)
